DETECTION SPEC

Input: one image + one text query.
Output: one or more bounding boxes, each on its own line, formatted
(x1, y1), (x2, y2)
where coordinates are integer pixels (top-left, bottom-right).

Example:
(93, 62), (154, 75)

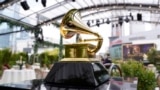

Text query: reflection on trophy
(157, 74), (160, 90)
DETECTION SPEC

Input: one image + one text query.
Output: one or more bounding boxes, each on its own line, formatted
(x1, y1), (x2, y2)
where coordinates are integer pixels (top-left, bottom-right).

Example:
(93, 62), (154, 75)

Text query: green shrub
(137, 70), (156, 90)
(121, 61), (133, 77)
(120, 60), (156, 90)
(120, 60), (143, 77)
(147, 47), (158, 64)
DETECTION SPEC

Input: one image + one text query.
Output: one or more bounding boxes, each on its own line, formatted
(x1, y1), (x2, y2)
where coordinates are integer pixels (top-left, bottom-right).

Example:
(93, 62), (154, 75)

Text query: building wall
(16, 39), (33, 53)
(0, 4), (23, 49)
(109, 45), (122, 60)
(109, 28), (160, 60)
(129, 22), (145, 34)
(122, 29), (160, 50)
(0, 23), (11, 48)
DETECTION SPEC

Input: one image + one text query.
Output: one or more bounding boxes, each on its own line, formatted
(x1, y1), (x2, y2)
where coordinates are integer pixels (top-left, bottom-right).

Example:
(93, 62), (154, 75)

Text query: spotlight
(129, 13), (134, 20)
(36, 0), (38, 2)
(20, 1), (30, 10)
(96, 19), (100, 27)
(106, 18), (110, 24)
(91, 20), (94, 23)
(41, 0), (46, 7)
(112, 24), (114, 28)
(116, 24), (119, 27)
(137, 13), (142, 21)
(118, 17), (123, 26)
(87, 20), (90, 27)
(102, 19), (104, 23)
(72, 0), (76, 2)
(125, 16), (129, 23)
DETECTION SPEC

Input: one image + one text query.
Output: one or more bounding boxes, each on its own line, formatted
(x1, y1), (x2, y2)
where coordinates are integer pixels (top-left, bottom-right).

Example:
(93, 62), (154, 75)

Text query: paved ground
(123, 82), (137, 90)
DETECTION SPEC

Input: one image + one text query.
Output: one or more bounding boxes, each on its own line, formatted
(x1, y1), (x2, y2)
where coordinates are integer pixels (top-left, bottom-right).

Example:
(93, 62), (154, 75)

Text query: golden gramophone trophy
(44, 9), (123, 90)
(60, 9), (103, 59)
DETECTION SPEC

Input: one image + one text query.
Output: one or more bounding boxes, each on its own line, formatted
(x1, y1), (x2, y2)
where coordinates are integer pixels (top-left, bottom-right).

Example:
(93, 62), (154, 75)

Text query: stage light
(137, 13), (142, 21)
(36, 0), (38, 2)
(125, 16), (129, 23)
(106, 18), (110, 24)
(87, 20), (90, 27)
(116, 23), (118, 27)
(41, 0), (46, 7)
(96, 19), (100, 27)
(118, 17), (123, 26)
(129, 13), (134, 20)
(112, 24), (114, 28)
(102, 19), (104, 23)
(91, 20), (94, 23)
(20, 1), (30, 10)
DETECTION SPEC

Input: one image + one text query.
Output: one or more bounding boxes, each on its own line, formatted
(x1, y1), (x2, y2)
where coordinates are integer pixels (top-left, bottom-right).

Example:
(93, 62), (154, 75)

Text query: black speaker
(137, 13), (142, 21)
(20, 1), (30, 10)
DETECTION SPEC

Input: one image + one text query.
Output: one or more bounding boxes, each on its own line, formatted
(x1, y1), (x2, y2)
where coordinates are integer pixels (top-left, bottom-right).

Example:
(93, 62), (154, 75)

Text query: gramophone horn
(60, 9), (103, 54)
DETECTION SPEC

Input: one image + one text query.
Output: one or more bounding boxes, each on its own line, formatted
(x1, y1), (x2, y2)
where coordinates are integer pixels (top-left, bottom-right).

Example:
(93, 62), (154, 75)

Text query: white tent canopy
(1, 0), (160, 54)
(0, 0), (160, 27)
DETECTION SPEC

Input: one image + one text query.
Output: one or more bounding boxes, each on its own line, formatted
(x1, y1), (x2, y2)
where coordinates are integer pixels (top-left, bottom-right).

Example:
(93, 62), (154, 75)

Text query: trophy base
(64, 43), (95, 59)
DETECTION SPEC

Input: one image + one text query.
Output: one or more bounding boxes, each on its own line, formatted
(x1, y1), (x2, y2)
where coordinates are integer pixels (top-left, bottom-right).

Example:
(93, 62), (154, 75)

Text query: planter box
(124, 77), (138, 84)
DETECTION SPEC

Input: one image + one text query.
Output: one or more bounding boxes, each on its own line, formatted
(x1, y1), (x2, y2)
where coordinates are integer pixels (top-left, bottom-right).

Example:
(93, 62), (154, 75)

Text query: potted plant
(120, 60), (140, 82)
(137, 69), (156, 90)
(120, 59), (156, 90)
(147, 47), (158, 65)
